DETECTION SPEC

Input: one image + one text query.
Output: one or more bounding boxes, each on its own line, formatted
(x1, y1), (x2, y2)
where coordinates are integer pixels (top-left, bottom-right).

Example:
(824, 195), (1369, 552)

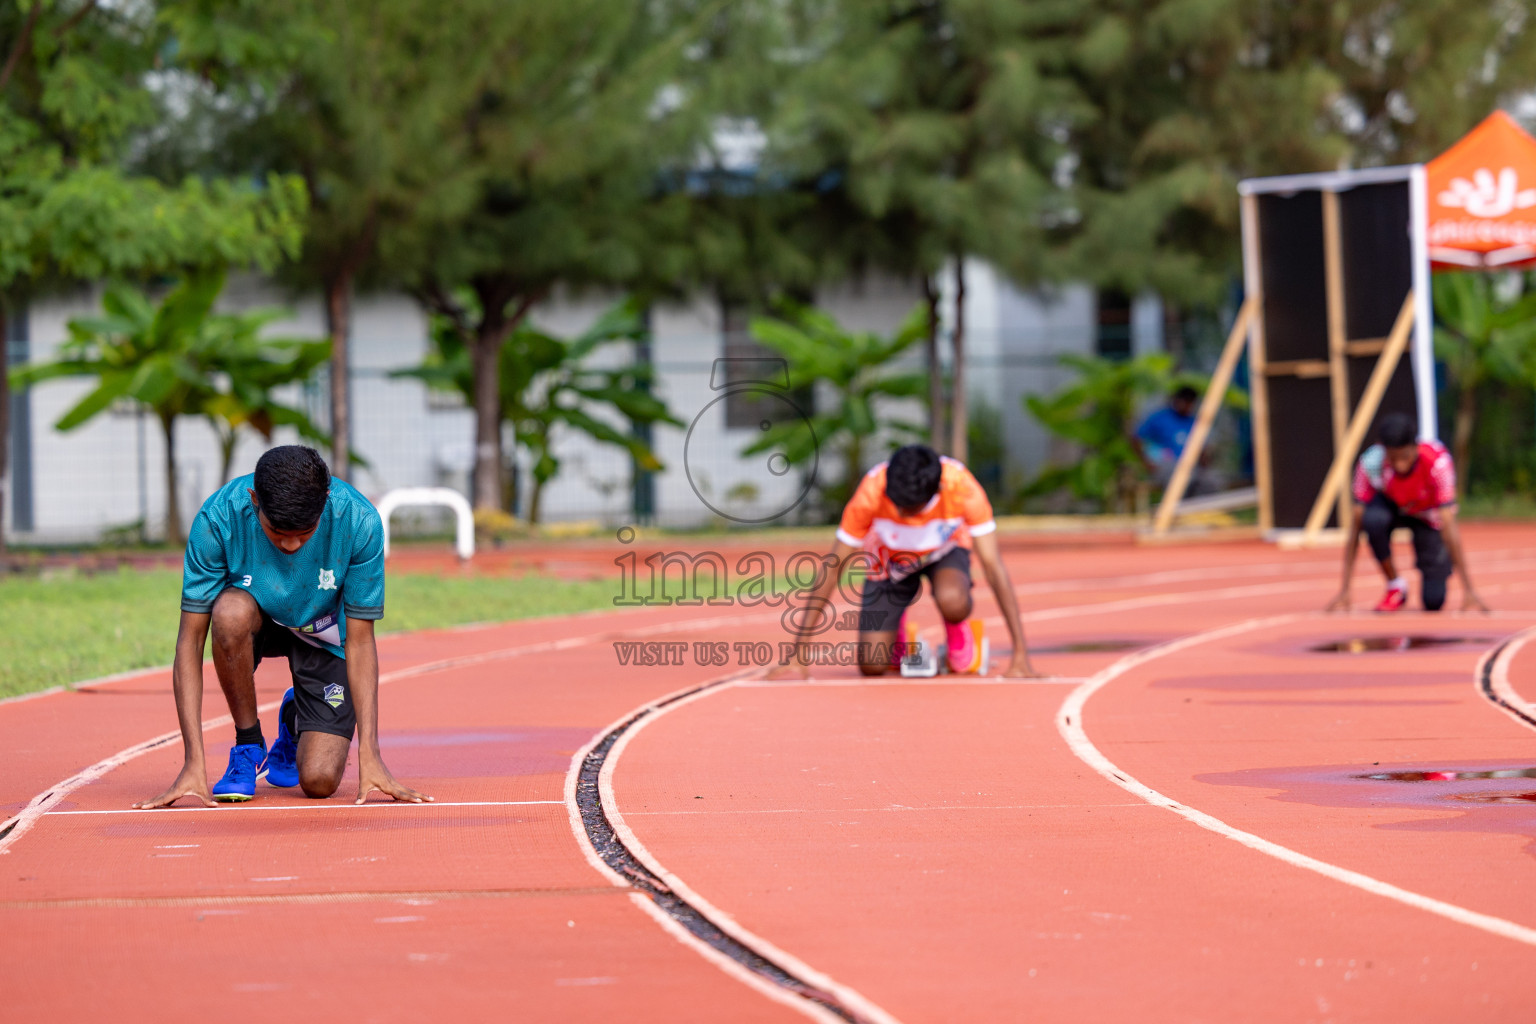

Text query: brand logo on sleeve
(318, 568), (336, 591)
(323, 683), (346, 708)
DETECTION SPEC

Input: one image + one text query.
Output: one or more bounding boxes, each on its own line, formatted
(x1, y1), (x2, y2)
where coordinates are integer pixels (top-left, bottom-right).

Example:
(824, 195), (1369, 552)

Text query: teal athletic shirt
(180, 474), (385, 659)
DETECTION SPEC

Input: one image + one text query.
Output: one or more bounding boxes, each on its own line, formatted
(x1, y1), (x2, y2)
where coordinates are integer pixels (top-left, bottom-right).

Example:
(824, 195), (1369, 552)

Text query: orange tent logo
(1427, 110), (1536, 267)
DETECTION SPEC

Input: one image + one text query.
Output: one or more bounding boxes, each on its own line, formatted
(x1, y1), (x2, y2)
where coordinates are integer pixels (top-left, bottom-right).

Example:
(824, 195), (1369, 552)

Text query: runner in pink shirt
(1326, 413), (1488, 613)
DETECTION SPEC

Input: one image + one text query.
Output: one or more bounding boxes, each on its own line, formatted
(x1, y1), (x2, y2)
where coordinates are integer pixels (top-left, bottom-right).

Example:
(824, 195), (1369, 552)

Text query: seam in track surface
(1480, 628), (1536, 730)
(574, 670), (875, 1024)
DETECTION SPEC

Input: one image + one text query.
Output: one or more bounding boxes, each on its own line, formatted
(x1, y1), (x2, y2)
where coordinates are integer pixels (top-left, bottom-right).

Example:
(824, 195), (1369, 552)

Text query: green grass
(1461, 493), (1536, 520)
(0, 568), (620, 700)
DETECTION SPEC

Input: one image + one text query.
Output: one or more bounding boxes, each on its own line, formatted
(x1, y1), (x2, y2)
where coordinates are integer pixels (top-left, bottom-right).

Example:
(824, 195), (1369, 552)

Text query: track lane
(7, 527), (1536, 1021)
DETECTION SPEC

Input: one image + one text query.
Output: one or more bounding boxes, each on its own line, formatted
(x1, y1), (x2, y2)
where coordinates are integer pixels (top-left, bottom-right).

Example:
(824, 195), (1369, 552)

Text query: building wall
(5, 268), (1125, 541)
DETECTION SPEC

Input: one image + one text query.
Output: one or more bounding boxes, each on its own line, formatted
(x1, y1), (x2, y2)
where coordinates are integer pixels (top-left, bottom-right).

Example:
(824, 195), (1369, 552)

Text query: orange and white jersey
(837, 457), (996, 578)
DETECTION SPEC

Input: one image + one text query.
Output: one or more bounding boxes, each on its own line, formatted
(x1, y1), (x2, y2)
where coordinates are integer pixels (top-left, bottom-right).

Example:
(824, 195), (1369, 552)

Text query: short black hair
(1378, 412), (1417, 449)
(885, 444), (943, 509)
(1172, 385), (1199, 404)
(254, 445), (331, 530)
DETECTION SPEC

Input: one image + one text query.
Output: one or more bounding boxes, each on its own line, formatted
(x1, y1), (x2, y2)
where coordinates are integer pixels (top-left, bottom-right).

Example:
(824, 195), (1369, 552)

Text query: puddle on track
(1308, 636), (1498, 654)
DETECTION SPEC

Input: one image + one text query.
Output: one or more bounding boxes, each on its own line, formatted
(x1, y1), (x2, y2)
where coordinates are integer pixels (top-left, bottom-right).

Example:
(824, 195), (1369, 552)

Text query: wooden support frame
(1322, 190), (1354, 533)
(1240, 193), (1274, 532)
(1300, 291), (1417, 541)
(1238, 165), (1434, 540)
(1151, 300), (1255, 535)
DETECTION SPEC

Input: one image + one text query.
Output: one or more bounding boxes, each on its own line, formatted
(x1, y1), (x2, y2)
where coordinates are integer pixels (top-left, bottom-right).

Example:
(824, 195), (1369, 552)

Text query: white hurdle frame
(376, 487), (475, 561)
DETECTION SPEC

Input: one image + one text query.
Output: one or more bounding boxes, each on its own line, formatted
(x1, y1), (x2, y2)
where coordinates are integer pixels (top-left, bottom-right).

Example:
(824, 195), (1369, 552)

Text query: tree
(13, 271), (326, 541)
(1056, 0), (1536, 310)
(161, 0), (490, 483)
(0, 0), (306, 549)
(397, 297), (679, 523)
(396, 0), (741, 511)
(1432, 270), (1536, 489)
(200, 313), (332, 486)
(769, 0), (1077, 461)
(745, 302), (927, 508)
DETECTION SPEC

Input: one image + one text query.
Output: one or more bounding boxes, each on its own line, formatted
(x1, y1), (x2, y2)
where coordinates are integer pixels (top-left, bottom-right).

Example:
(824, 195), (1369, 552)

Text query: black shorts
(252, 611), (357, 741)
(859, 547), (972, 633)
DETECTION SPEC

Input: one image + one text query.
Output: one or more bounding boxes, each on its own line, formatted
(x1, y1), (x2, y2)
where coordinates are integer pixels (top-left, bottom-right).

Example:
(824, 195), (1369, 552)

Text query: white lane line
(44, 799), (564, 817)
(1057, 613), (1536, 948)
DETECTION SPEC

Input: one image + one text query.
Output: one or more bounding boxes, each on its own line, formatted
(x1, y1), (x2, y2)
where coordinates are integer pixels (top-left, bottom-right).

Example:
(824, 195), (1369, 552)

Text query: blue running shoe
(212, 743), (267, 802)
(265, 688), (300, 788)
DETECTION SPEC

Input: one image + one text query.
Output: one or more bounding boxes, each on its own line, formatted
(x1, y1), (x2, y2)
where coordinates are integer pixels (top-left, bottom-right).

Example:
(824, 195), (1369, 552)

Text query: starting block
(899, 619), (990, 677)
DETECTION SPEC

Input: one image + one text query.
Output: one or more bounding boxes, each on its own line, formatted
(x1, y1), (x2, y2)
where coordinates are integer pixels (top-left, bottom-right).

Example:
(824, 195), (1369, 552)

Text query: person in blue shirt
(1134, 385), (1211, 492)
(135, 446), (429, 807)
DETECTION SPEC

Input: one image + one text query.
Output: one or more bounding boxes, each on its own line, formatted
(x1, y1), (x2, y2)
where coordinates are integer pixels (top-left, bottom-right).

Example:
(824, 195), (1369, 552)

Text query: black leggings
(1360, 495), (1451, 611)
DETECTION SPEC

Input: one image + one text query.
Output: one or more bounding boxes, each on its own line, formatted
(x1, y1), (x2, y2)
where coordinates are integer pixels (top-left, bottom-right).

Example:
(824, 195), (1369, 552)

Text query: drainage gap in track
(575, 678), (870, 1024)
(1311, 636), (1497, 654)
(1479, 635), (1536, 731)
(1033, 640), (1149, 654)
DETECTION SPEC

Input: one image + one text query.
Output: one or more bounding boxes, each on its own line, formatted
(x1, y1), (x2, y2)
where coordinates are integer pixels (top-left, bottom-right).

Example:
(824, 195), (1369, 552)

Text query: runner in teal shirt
(136, 446), (430, 808)
(181, 471), (386, 658)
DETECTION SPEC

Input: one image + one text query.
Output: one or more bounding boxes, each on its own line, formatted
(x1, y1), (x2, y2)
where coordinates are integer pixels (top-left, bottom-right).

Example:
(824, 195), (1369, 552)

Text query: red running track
(4, 525), (1536, 1021)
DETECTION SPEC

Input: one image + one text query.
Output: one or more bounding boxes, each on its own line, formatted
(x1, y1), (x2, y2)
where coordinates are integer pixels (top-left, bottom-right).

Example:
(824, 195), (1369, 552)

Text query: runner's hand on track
(355, 760), (432, 804)
(134, 766), (217, 809)
(1462, 591), (1490, 613)
(765, 662), (809, 680)
(1324, 588), (1351, 612)
(1002, 654), (1043, 679)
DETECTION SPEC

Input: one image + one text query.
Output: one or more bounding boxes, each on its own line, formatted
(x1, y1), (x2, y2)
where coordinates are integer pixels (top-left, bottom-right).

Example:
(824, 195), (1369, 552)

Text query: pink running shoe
(945, 619), (985, 674)
(1374, 585), (1407, 613)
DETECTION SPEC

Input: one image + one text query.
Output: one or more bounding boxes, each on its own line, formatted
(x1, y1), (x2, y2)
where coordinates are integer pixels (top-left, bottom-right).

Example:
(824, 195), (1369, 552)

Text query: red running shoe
(1374, 585), (1407, 613)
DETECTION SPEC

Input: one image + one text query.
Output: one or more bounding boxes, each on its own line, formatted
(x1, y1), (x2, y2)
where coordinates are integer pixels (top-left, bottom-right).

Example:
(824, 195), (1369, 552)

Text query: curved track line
(1481, 626), (1536, 730)
(1057, 614), (1536, 948)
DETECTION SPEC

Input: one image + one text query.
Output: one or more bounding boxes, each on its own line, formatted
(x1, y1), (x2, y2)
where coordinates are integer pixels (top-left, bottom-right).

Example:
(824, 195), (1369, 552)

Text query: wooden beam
(1263, 359), (1332, 378)
(1300, 291), (1416, 541)
(1322, 190), (1353, 533)
(1344, 338), (1388, 356)
(1152, 299), (1256, 535)
(1241, 193), (1274, 532)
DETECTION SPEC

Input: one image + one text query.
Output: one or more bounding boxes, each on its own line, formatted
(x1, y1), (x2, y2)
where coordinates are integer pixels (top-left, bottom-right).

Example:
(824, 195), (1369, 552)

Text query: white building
(3, 266), (1166, 543)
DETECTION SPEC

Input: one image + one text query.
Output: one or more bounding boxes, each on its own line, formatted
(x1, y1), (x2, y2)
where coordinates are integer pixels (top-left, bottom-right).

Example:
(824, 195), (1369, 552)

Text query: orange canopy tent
(1426, 110), (1536, 269)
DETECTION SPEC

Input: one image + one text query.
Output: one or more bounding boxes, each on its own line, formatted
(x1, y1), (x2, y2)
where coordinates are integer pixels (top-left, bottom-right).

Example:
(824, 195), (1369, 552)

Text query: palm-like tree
(14, 271), (329, 541)
(399, 297), (679, 522)
(745, 303), (928, 508)
(1432, 270), (1536, 488)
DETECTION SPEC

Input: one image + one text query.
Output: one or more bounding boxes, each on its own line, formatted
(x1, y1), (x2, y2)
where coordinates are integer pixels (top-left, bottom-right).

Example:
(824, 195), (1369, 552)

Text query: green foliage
(1023, 352), (1214, 511)
(1433, 271), (1536, 489)
(12, 270), (329, 540)
(398, 297), (681, 522)
(745, 303), (927, 508)
(0, 1), (308, 291)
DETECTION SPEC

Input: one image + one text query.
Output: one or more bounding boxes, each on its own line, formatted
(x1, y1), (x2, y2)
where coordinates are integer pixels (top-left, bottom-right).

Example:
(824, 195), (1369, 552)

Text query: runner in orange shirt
(772, 444), (1038, 678)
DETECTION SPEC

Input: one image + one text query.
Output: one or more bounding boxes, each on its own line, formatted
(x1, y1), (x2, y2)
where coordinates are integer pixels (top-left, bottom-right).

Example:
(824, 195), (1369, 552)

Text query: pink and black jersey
(1352, 439), (1458, 528)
